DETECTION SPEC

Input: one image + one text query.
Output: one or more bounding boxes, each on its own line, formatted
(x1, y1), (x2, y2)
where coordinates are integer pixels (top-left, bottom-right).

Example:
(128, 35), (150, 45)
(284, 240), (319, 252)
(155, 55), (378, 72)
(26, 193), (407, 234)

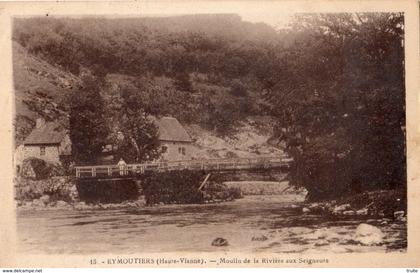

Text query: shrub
(140, 170), (205, 205)
(230, 79), (248, 97)
(140, 170), (242, 205)
(14, 176), (76, 202)
(20, 157), (67, 180)
(76, 178), (138, 203)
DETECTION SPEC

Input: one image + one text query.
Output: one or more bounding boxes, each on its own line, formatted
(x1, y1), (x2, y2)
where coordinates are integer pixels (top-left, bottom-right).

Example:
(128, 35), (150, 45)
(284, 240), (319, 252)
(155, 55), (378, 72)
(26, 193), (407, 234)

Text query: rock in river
(32, 198), (45, 207)
(343, 210), (356, 216)
(356, 208), (368, 216)
(75, 201), (90, 210)
(212, 237), (229, 247)
(251, 234), (268, 241)
(353, 223), (384, 246)
(333, 204), (351, 214)
(56, 200), (69, 208)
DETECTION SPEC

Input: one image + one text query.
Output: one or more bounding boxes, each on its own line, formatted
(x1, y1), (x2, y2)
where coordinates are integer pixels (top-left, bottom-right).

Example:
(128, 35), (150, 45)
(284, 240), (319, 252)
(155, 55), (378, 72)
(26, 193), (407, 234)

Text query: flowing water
(17, 195), (406, 254)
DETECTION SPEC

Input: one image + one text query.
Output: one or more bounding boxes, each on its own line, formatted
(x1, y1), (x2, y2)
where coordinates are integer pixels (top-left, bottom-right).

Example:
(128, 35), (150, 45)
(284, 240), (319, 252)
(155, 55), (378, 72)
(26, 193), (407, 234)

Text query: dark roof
(152, 116), (192, 142)
(23, 122), (66, 145)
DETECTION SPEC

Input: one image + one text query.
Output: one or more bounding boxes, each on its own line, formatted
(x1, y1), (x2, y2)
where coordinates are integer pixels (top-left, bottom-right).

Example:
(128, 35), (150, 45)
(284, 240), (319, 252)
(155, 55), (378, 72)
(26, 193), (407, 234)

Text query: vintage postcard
(0, 0), (419, 268)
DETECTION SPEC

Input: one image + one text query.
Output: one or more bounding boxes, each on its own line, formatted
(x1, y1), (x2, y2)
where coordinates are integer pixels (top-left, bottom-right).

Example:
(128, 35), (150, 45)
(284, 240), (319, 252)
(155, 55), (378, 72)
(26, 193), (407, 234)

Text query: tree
(230, 79), (248, 97)
(174, 72), (193, 93)
(69, 75), (109, 164)
(114, 86), (162, 163)
(265, 13), (405, 200)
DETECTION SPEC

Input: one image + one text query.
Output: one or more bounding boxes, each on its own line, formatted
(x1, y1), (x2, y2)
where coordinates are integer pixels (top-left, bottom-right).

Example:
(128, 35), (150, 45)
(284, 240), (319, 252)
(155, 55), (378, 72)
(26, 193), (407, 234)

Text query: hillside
(185, 116), (284, 159)
(13, 42), (80, 146)
(13, 40), (283, 159)
(12, 15), (282, 139)
(118, 14), (279, 42)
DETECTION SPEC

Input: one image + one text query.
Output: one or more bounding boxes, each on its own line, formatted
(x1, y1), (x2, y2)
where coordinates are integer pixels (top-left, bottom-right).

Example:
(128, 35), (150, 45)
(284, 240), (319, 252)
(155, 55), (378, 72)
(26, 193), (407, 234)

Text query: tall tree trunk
(128, 134), (141, 162)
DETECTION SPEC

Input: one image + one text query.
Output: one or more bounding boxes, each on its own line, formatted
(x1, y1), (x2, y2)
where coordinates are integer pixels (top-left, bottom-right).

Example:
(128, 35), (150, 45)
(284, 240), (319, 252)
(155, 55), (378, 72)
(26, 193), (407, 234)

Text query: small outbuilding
(21, 118), (71, 164)
(152, 116), (194, 161)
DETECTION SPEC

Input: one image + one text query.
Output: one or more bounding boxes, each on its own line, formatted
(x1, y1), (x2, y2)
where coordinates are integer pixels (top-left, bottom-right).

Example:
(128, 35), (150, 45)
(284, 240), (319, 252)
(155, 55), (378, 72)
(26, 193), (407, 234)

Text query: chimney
(35, 117), (46, 129)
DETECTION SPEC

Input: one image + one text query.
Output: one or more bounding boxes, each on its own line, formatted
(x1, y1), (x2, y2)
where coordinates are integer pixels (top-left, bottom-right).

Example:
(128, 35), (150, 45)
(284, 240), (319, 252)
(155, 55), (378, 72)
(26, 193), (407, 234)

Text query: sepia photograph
(1, 0), (419, 269)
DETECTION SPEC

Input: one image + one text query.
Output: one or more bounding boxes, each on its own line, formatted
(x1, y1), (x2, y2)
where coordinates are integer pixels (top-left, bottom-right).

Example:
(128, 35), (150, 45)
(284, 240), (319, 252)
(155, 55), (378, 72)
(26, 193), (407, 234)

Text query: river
(17, 194), (406, 254)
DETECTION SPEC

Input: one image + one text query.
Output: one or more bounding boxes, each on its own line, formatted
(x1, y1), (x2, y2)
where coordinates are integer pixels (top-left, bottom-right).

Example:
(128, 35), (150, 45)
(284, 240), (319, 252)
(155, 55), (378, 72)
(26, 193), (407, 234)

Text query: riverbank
(14, 175), (244, 211)
(17, 197), (146, 211)
(14, 175), (143, 210)
(301, 190), (406, 222)
(15, 175), (406, 223)
(224, 181), (307, 196)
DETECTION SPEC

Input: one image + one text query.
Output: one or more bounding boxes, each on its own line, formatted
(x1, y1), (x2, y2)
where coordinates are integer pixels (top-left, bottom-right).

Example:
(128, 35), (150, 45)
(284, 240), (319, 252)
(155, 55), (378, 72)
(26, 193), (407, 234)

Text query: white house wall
(160, 141), (194, 161)
(23, 145), (60, 163)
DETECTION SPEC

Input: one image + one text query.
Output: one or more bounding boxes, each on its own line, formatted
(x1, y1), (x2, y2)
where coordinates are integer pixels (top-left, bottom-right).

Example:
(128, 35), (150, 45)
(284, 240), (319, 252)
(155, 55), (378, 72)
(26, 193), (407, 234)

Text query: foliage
(174, 72), (193, 93)
(12, 16), (278, 77)
(230, 78), (248, 97)
(76, 178), (138, 203)
(14, 176), (76, 202)
(140, 170), (205, 205)
(14, 115), (35, 147)
(140, 170), (241, 205)
(20, 157), (65, 180)
(13, 16), (277, 135)
(204, 182), (243, 201)
(264, 13), (405, 200)
(114, 85), (162, 163)
(333, 189), (406, 216)
(195, 87), (251, 135)
(13, 14), (406, 200)
(69, 75), (109, 164)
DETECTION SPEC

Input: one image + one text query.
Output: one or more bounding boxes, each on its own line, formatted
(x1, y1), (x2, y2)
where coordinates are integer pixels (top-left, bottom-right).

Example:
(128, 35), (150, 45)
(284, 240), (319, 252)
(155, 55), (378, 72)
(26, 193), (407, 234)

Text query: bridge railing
(75, 156), (292, 178)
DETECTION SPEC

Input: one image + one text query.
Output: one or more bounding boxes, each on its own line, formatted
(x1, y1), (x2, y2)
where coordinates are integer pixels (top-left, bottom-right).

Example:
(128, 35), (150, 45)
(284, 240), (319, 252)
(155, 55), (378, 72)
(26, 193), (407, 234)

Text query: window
(40, 146), (46, 156)
(162, 146), (168, 153)
(177, 147), (187, 155)
(178, 147), (186, 155)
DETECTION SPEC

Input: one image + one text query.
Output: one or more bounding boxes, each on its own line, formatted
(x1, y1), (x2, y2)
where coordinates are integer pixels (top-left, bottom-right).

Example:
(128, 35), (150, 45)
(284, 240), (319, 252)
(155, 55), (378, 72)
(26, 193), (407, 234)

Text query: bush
(140, 170), (205, 205)
(225, 187), (243, 199)
(230, 79), (248, 97)
(14, 176), (76, 202)
(140, 170), (242, 205)
(20, 157), (65, 180)
(76, 178), (138, 203)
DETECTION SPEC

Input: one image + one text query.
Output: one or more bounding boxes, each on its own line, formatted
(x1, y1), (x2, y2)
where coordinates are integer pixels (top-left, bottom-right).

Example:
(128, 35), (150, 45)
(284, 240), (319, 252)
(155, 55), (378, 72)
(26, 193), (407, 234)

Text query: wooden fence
(75, 156), (292, 179)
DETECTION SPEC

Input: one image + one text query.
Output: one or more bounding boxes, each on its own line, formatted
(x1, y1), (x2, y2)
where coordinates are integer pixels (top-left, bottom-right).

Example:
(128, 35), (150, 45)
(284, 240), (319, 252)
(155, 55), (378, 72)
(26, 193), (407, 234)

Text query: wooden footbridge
(75, 156), (292, 179)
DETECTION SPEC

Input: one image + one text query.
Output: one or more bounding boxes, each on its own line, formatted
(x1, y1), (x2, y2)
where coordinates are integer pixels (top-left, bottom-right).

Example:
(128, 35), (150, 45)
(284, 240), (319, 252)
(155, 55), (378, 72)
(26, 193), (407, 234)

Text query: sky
(237, 11), (295, 29)
(101, 1), (299, 30)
